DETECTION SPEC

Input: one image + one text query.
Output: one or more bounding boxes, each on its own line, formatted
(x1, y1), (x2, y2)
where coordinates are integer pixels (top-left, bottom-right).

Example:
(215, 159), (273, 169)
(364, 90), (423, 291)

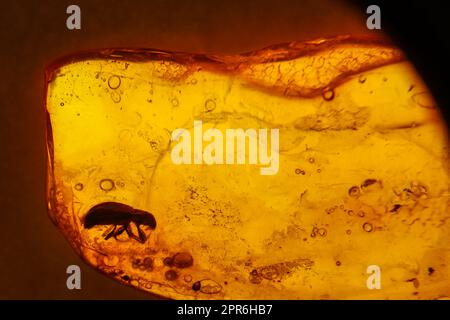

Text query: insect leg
(113, 225), (127, 239)
(136, 224), (147, 243)
(125, 223), (146, 243)
(103, 225), (117, 240)
(125, 223), (134, 238)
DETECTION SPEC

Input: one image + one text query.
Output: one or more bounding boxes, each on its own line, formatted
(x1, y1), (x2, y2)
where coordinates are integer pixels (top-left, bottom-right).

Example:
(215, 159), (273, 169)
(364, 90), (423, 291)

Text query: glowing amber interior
(46, 36), (450, 299)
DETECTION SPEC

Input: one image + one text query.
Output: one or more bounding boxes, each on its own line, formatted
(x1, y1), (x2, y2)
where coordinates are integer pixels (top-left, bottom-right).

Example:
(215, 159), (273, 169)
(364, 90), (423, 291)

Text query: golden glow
(46, 36), (450, 299)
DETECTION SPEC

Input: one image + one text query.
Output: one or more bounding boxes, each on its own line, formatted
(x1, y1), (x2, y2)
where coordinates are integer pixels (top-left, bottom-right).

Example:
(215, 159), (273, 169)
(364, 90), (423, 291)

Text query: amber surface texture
(45, 36), (450, 299)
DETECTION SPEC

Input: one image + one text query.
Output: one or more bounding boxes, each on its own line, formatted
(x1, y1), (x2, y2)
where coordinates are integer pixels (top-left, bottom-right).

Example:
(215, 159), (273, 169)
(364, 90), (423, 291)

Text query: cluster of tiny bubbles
(74, 183), (84, 191)
(144, 282), (153, 289)
(249, 269), (262, 284)
(131, 257), (153, 270)
(110, 91), (121, 103)
(325, 206), (337, 215)
(204, 99), (216, 112)
(321, 87), (335, 101)
(56, 190), (64, 202)
(311, 227), (327, 237)
(108, 75), (121, 90)
(99, 178), (115, 191)
(149, 140), (159, 151)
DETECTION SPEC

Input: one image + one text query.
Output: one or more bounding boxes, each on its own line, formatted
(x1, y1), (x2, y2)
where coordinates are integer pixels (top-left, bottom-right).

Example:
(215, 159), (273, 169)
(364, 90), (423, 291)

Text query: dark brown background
(0, 0), (378, 299)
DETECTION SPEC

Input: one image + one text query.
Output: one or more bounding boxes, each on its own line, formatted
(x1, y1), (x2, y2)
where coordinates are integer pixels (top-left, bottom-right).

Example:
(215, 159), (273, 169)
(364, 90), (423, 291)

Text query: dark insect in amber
(84, 202), (156, 243)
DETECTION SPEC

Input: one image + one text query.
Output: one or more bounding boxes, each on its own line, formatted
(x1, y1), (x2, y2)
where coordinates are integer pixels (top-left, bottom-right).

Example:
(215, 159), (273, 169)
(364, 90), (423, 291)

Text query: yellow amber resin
(45, 36), (450, 299)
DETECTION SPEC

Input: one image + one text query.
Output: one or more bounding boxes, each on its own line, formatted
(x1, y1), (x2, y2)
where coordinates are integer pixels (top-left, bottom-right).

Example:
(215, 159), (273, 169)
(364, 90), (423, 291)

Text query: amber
(45, 36), (450, 299)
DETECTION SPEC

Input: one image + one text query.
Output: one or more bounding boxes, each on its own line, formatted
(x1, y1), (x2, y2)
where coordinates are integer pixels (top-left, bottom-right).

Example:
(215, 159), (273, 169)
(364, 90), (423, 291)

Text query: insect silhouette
(83, 202), (157, 243)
